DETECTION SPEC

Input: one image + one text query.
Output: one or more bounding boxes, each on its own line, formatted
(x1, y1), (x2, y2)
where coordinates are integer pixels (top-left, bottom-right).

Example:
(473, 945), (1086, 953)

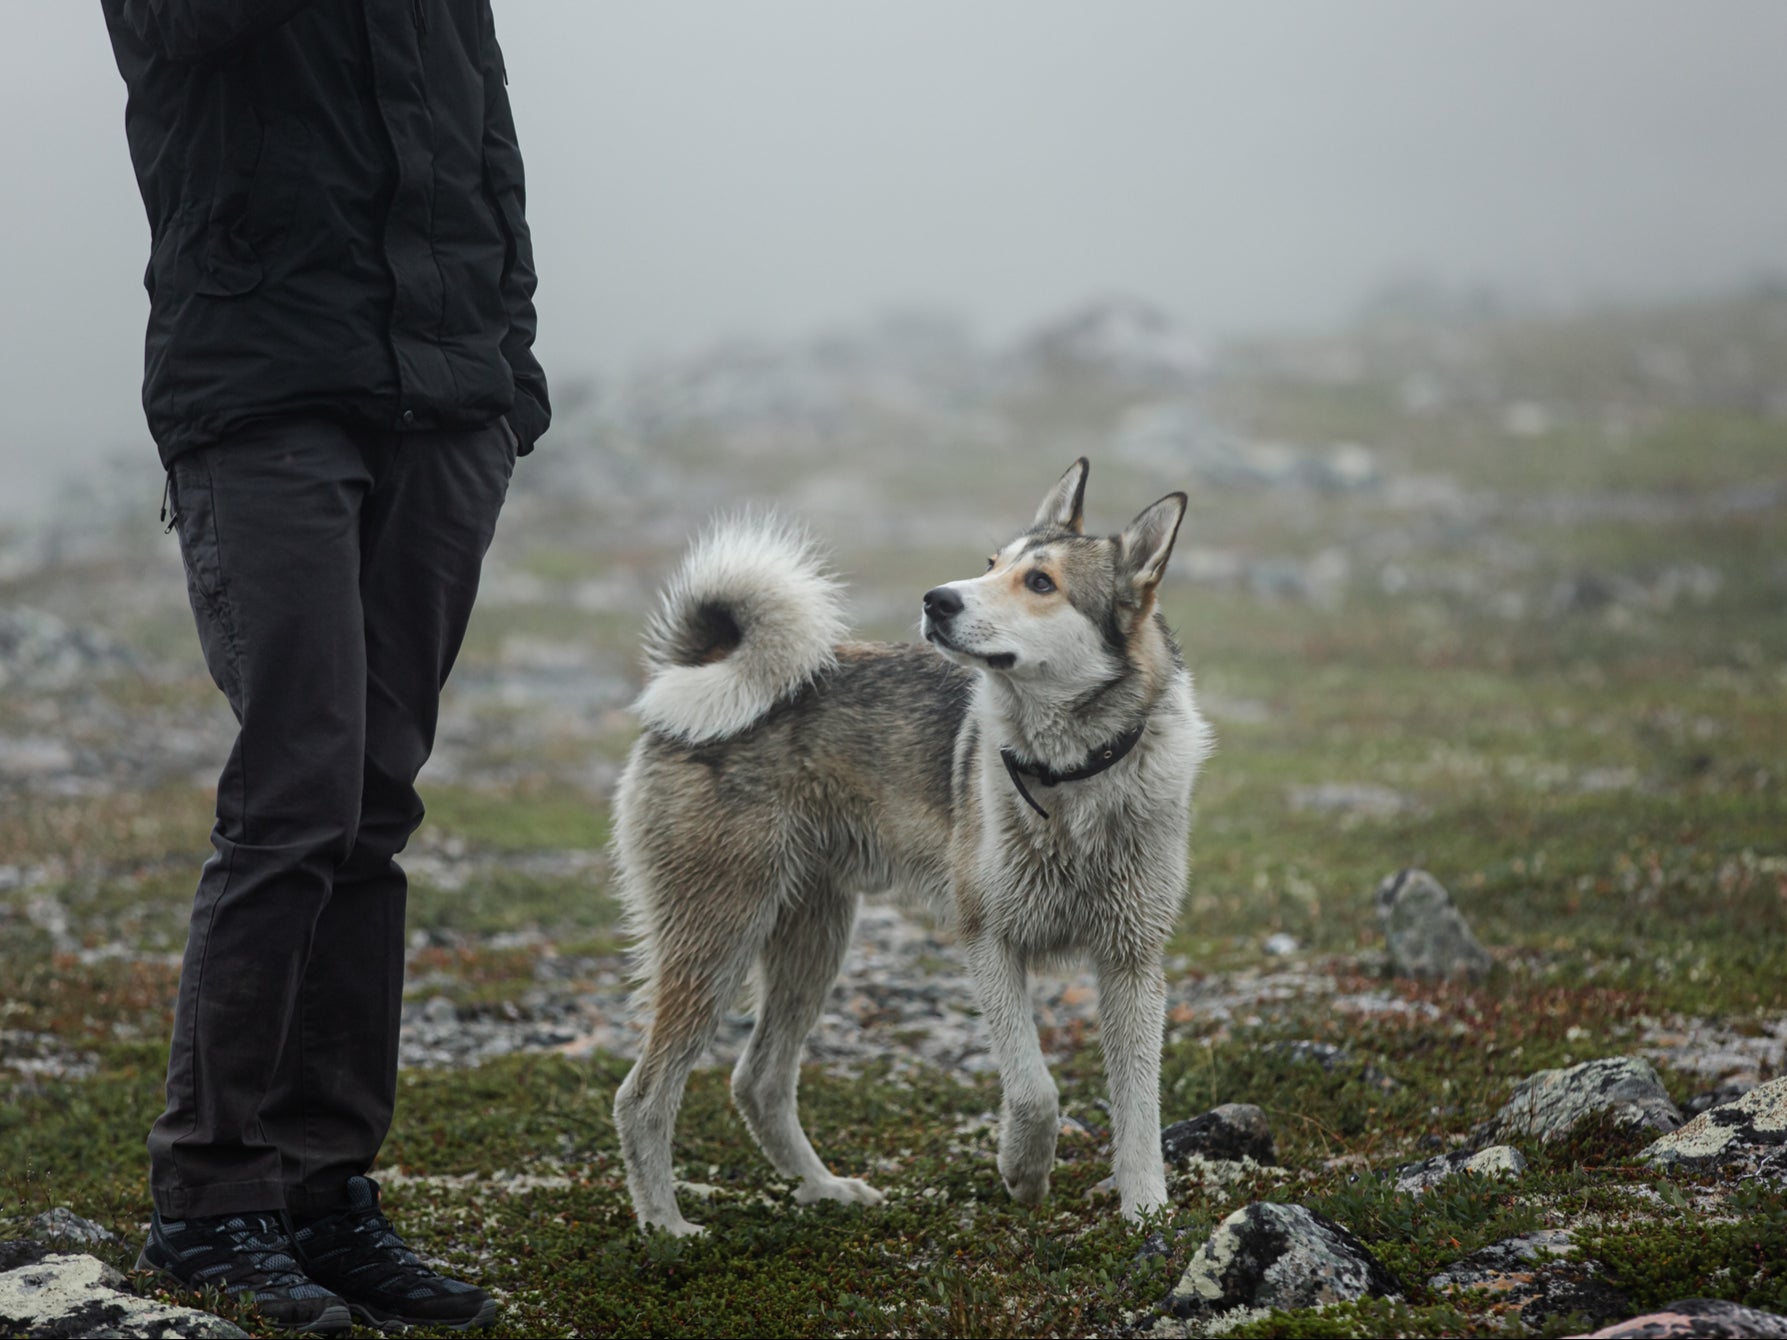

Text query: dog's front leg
(1095, 957), (1169, 1221)
(968, 934), (1057, 1206)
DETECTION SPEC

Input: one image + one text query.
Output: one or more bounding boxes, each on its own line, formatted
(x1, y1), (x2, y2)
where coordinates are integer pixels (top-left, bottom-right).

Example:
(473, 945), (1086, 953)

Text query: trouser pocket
(170, 455), (245, 708)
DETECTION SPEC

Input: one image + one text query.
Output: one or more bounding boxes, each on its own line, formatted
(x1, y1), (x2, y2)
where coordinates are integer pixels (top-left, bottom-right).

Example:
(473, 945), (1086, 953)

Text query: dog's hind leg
(967, 933), (1058, 1207)
(731, 885), (885, 1209)
(614, 869), (779, 1237)
(1096, 956), (1169, 1221)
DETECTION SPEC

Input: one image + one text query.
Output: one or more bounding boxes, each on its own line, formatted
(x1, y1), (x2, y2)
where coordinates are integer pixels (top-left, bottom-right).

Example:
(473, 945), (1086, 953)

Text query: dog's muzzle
(921, 585), (962, 644)
(922, 586), (963, 623)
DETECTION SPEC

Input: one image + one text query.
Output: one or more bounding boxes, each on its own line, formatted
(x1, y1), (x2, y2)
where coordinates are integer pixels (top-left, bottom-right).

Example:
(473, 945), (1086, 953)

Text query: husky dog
(611, 459), (1212, 1235)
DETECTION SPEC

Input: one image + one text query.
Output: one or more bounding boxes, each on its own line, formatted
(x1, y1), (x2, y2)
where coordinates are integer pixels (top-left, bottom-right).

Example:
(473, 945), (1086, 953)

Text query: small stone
(1134, 1232), (1172, 1262)
(1429, 1228), (1576, 1286)
(1271, 1039), (1349, 1070)
(1165, 1202), (1400, 1317)
(1393, 1144), (1526, 1194)
(1639, 1074), (1787, 1170)
(1288, 783), (1409, 818)
(1489, 1056), (1682, 1143)
(1375, 869), (1492, 982)
(1261, 932), (1300, 957)
(421, 995), (459, 1025)
(1428, 1230), (1631, 1330)
(1576, 1298), (1787, 1338)
(0, 1248), (248, 1338)
(1161, 1104), (1277, 1166)
(27, 1207), (117, 1246)
(1682, 1074), (1759, 1117)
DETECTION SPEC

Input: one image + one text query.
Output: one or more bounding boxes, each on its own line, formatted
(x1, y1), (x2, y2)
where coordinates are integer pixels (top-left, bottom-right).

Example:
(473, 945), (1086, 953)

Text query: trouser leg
(149, 421), (372, 1219)
(266, 421), (515, 1217)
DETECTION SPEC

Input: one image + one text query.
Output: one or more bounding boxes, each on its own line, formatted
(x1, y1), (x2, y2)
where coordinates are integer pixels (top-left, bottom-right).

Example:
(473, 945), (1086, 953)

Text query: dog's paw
(795, 1175), (886, 1207)
(1001, 1170), (1051, 1206)
(1118, 1179), (1170, 1223)
(640, 1215), (707, 1238)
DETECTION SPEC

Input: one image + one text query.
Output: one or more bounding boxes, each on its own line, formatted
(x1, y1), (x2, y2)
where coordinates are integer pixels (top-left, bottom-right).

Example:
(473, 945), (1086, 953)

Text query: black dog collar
(999, 721), (1147, 820)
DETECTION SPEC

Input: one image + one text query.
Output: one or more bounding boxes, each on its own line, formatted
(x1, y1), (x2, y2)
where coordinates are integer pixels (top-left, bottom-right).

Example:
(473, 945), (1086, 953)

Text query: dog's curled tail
(633, 515), (846, 744)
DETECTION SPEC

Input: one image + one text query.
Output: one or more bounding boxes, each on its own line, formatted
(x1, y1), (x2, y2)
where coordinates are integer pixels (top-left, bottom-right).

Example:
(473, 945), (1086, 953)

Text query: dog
(611, 458), (1212, 1235)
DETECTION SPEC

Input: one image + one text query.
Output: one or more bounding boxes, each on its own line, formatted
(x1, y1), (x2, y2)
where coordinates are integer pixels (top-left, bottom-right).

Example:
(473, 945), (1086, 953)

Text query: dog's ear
(1031, 457), (1089, 533)
(1118, 492), (1187, 592)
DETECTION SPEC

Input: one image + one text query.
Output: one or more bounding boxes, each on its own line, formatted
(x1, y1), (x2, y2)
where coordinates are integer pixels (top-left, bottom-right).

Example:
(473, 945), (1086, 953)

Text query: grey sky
(4, 1), (1787, 519)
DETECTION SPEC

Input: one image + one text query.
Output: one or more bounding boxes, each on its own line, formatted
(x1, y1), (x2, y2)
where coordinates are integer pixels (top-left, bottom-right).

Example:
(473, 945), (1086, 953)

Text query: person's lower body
(141, 415), (514, 1330)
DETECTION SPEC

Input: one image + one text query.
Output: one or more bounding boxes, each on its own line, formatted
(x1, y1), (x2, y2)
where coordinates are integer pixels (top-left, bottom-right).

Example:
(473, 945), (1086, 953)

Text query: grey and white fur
(611, 459), (1213, 1235)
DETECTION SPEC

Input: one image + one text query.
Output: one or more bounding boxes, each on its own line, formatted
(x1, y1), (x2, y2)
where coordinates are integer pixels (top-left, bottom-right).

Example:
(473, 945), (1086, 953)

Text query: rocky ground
(3, 290), (1786, 1336)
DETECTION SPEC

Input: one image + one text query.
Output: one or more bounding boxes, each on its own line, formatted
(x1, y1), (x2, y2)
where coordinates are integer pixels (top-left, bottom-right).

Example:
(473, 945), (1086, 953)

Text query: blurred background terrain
(3, 284), (1784, 1336)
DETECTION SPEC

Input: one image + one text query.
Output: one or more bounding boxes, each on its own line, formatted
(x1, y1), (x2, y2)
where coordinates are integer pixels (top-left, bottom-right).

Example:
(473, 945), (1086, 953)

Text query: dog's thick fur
(612, 460), (1213, 1235)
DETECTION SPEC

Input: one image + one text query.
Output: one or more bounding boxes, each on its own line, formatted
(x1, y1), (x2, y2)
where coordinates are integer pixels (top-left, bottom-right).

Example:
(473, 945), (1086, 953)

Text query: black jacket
(103, 0), (549, 465)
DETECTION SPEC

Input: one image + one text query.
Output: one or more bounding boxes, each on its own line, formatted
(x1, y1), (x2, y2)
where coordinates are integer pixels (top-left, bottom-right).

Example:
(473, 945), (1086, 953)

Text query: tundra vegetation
(2, 289), (1784, 1336)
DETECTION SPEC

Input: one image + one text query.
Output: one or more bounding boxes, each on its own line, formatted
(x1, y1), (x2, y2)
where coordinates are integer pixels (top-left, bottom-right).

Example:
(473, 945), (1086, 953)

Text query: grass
(3, 291), (1786, 1336)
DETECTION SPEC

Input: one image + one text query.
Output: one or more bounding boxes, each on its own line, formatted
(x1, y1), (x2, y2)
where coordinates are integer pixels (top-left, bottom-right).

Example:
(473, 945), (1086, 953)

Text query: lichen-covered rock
(27, 1208), (117, 1247)
(0, 1247), (247, 1339)
(1429, 1230), (1631, 1330)
(1639, 1074), (1787, 1170)
(1393, 1143), (1526, 1194)
(0, 1242), (52, 1273)
(1574, 1298), (1787, 1337)
(1375, 869), (1492, 982)
(1428, 1228), (1577, 1288)
(1161, 1104), (1277, 1166)
(1489, 1056), (1682, 1143)
(1165, 1202), (1400, 1318)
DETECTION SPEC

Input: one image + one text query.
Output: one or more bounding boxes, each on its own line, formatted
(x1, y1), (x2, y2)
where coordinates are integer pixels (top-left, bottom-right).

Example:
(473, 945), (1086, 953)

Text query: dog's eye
(1026, 570), (1056, 595)
(986, 556), (997, 571)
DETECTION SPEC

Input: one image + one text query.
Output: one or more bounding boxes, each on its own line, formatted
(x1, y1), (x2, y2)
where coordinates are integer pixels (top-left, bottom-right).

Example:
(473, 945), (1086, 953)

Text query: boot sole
(134, 1250), (353, 1336)
(346, 1295), (498, 1332)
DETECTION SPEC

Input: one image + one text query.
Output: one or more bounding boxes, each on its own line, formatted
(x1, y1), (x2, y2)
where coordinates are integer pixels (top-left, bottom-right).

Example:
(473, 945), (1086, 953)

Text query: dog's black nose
(923, 586), (963, 619)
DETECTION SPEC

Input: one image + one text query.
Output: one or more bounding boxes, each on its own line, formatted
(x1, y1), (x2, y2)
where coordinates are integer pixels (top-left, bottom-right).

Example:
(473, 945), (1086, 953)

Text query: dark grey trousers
(148, 416), (515, 1219)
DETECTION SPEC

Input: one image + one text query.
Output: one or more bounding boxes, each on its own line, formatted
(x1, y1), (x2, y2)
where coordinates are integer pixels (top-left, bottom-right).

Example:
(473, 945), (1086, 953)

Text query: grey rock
(1578, 1298), (1787, 1338)
(1489, 1056), (1682, 1143)
(1640, 1074), (1787, 1170)
(0, 1247), (247, 1338)
(1428, 1228), (1576, 1285)
(1683, 1075), (1760, 1118)
(421, 995), (459, 1026)
(1290, 783), (1410, 819)
(1428, 1230), (1631, 1329)
(1161, 1104), (1277, 1167)
(1375, 869), (1492, 982)
(1165, 1202), (1400, 1317)
(1272, 1039), (1350, 1070)
(0, 1241), (52, 1273)
(1393, 1144), (1526, 1194)
(27, 1207), (117, 1247)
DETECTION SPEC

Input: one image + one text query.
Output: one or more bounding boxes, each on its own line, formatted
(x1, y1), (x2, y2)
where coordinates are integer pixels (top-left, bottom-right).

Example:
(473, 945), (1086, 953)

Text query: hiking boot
(293, 1176), (496, 1332)
(137, 1210), (351, 1335)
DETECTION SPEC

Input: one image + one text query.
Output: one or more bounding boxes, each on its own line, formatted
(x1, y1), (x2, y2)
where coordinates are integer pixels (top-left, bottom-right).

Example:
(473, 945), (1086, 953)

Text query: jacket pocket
(196, 114), (313, 297)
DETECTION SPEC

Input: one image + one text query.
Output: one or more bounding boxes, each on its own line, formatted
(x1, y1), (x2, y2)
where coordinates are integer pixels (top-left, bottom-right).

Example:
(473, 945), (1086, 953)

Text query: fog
(4, 0), (1786, 520)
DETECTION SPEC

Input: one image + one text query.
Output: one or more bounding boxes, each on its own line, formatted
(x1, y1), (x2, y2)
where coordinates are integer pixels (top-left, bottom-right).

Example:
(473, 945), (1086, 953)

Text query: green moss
(1580, 1183), (1787, 1314)
(419, 783), (612, 855)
